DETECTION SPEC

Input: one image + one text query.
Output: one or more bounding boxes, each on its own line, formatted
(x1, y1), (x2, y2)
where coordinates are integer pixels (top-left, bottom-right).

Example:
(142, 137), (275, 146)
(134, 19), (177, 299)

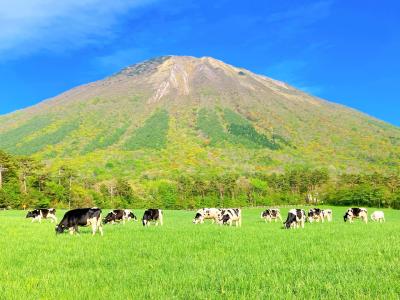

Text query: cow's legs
(98, 221), (104, 236)
(159, 214), (164, 226)
(91, 221), (97, 235)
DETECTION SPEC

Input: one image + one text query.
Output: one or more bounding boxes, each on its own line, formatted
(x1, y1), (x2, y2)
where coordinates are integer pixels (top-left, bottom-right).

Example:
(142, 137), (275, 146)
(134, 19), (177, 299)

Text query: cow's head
(193, 212), (204, 224)
(284, 212), (297, 229)
(103, 212), (116, 224)
(26, 210), (39, 218)
(344, 209), (353, 222)
(261, 210), (270, 218)
(55, 225), (65, 234)
(128, 212), (137, 221)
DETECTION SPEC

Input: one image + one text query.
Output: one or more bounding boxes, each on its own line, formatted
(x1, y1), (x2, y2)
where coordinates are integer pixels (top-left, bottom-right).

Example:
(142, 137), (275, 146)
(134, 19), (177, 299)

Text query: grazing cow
(343, 208), (368, 223)
(26, 208), (57, 223)
(321, 209), (333, 222)
(219, 208), (242, 227)
(307, 208), (324, 223)
(142, 209), (163, 226)
(371, 211), (385, 223)
(284, 209), (306, 229)
(261, 208), (282, 223)
(103, 209), (137, 225)
(56, 207), (103, 236)
(193, 208), (222, 224)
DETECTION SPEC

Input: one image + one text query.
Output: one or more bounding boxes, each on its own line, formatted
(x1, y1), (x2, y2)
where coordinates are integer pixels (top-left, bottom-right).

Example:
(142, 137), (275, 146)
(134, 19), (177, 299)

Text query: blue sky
(0, 0), (399, 126)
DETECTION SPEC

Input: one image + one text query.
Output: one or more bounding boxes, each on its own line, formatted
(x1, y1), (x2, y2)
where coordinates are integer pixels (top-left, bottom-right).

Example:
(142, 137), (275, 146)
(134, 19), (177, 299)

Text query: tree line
(1, 150), (399, 210)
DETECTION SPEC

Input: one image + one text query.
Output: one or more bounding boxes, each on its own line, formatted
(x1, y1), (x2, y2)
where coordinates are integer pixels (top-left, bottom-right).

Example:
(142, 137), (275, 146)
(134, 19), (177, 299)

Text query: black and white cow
(284, 209), (306, 229)
(344, 208), (368, 223)
(55, 207), (103, 236)
(219, 208), (242, 227)
(261, 208), (282, 223)
(321, 209), (333, 222)
(142, 209), (163, 226)
(26, 208), (57, 223)
(103, 209), (137, 225)
(193, 208), (222, 224)
(307, 208), (324, 223)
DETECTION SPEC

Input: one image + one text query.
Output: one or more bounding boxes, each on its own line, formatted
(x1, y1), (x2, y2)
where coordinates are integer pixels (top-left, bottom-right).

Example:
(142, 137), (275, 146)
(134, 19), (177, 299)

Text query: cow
(193, 208), (222, 224)
(321, 209), (333, 222)
(261, 208), (282, 223)
(343, 208), (368, 223)
(103, 209), (137, 225)
(307, 208), (324, 223)
(218, 208), (242, 227)
(142, 209), (163, 226)
(371, 211), (385, 223)
(26, 208), (57, 223)
(55, 207), (103, 236)
(284, 209), (306, 229)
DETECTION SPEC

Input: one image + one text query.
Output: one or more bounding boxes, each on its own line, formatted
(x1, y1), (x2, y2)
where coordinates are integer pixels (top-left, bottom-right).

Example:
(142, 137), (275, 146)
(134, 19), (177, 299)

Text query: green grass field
(1, 207), (399, 299)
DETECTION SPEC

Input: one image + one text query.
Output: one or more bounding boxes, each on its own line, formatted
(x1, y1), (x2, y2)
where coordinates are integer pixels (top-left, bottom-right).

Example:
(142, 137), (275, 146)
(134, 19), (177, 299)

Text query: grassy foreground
(0, 207), (399, 299)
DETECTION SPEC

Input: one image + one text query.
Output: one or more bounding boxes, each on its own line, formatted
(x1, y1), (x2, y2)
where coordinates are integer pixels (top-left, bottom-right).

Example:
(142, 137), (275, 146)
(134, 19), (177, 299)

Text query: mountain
(0, 55), (399, 178)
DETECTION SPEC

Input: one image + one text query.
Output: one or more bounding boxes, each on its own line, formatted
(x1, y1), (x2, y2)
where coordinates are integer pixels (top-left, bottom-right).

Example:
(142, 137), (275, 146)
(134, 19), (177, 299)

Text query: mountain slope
(0, 55), (399, 178)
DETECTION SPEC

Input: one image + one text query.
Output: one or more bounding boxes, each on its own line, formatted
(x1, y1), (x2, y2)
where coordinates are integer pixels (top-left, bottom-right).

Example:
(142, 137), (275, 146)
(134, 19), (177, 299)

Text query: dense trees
(0, 150), (399, 210)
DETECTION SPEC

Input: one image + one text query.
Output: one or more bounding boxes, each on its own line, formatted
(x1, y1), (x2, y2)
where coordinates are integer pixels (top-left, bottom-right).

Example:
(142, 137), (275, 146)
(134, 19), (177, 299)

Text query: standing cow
(307, 208), (324, 223)
(371, 211), (385, 223)
(219, 209), (242, 227)
(284, 209), (306, 229)
(321, 209), (333, 222)
(193, 208), (222, 224)
(56, 207), (103, 236)
(103, 209), (137, 225)
(261, 208), (282, 223)
(26, 208), (57, 223)
(344, 208), (368, 223)
(142, 209), (163, 226)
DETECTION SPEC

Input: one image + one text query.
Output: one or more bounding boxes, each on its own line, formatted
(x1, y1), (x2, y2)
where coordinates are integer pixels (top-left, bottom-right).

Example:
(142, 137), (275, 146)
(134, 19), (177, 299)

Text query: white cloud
(0, 0), (157, 60)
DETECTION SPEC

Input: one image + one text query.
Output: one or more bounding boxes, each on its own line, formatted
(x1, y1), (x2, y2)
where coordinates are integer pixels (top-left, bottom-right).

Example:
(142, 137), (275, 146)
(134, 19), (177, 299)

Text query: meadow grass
(0, 207), (399, 299)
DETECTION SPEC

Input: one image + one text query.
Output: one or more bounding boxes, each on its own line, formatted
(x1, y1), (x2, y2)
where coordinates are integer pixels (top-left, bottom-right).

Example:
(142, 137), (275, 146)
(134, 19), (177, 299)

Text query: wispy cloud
(0, 0), (157, 60)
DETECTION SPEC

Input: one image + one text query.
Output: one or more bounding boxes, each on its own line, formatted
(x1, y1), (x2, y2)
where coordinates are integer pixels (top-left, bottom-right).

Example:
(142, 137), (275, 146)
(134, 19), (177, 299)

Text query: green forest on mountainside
(1, 150), (400, 210)
(0, 56), (400, 210)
